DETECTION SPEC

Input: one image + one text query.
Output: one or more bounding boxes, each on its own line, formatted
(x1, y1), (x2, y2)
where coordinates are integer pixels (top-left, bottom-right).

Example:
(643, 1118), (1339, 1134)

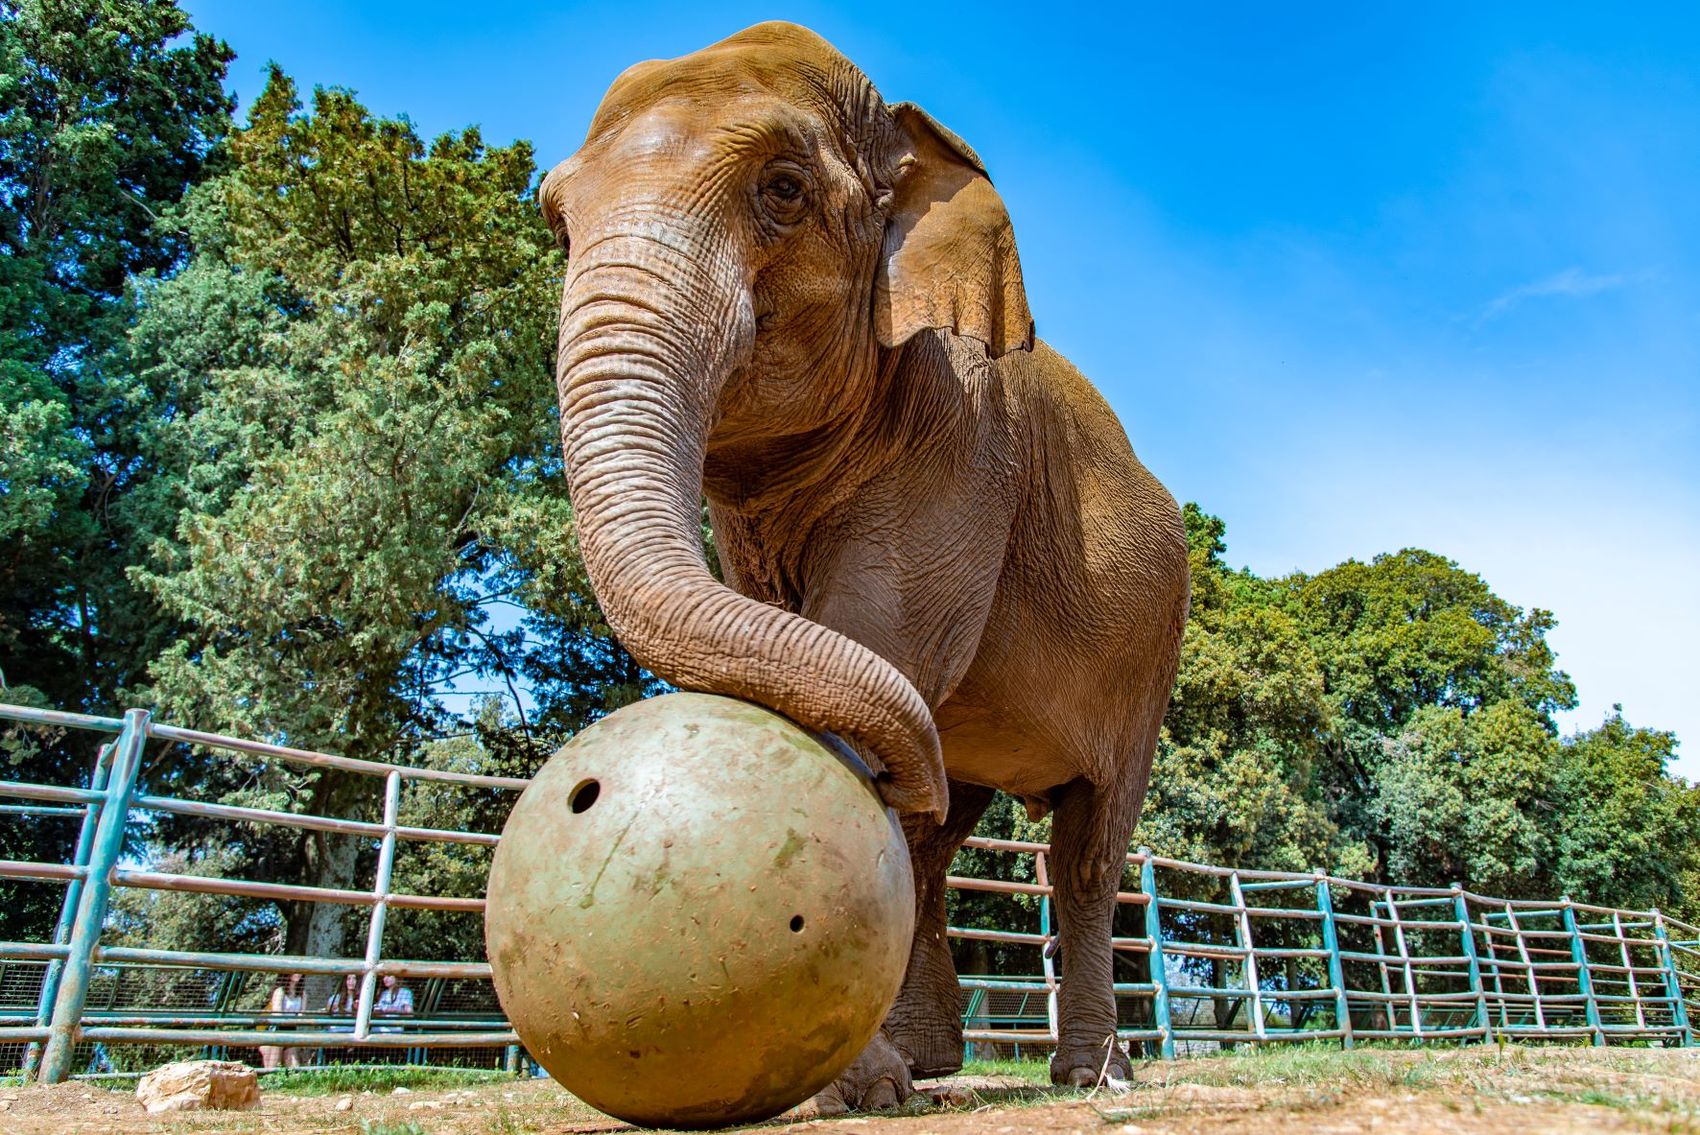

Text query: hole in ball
(569, 779), (600, 814)
(790, 914), (805, 933)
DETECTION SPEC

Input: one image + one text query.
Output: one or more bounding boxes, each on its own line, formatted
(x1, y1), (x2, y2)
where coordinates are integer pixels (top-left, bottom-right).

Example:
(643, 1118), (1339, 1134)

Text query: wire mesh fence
(1, 701), (1694, 1082)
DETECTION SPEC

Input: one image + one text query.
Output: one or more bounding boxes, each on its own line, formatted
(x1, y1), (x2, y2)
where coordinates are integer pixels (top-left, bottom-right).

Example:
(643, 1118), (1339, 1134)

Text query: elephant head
(541, 22), (1033, 820)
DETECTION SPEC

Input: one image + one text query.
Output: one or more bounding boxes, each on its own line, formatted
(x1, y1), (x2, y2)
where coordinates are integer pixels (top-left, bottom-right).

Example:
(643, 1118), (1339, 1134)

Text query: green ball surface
(484, 692), (914, 1129)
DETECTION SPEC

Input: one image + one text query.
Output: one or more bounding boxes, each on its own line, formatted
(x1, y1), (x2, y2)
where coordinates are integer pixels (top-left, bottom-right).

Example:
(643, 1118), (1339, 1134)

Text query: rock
(135, 1060), (260, 1115)
(334, 1095), (354, 1112)
(920, 1082), (979, 1107)
(783, 1095), (834, 1120)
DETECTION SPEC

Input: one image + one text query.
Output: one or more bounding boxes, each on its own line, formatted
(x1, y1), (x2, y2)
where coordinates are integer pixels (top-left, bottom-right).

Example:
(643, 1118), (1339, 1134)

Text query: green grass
(482, 1108), (535, 1135)
(259, 1065), (518, 1096)
(965, 1043), (1439, 1092)
(1164, 1041), (1440, 1090)
(60, 1062), (516, 1095)
(360, 1123), (430, 1135)
(960, 1057), (1053, 1084)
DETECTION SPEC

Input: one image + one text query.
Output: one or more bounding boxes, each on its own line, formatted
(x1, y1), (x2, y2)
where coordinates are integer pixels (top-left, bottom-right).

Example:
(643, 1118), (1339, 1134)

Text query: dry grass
(0, 1043), (1696, 1134)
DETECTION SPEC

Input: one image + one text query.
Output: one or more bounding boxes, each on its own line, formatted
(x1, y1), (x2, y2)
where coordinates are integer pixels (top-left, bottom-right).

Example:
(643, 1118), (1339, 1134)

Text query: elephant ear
(874, 102), (1034, 357)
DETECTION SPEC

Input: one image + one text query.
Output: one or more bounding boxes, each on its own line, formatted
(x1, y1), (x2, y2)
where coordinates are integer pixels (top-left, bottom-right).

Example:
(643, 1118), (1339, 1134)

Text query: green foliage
(0, 5), (649, 960)
(1550, 710), (1700, 919)
(0, 0), (232, 942)
(1295, 548), (1576, 734)
(379, 705), (534, 962)
(1375, 701), (1560, 896)
(135, 67), (561, 756)
(106, 846), (284, 955)
(115, 66), (636, 954)
(1291, 548), (1579, 879)
(947, 793), (1052, 975)
(1140, 504), (1362, 884)
(958, 508), (1695, 976)
(959, 1057), (1052, 1084)
(0, 0), (232, 705)
(360, 1122), (430, 1135)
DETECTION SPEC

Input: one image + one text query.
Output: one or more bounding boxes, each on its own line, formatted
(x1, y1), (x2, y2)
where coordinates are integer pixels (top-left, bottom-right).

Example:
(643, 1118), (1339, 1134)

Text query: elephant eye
(544, 216), (570, 258)
(758, 163), (811, 225)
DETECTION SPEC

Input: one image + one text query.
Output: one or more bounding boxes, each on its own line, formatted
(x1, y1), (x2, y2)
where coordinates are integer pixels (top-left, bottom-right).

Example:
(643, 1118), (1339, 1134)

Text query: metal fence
(950, 836), (1697, 1059)
(1, 701), (1694, 1084)
(0, 704), (519, 1081)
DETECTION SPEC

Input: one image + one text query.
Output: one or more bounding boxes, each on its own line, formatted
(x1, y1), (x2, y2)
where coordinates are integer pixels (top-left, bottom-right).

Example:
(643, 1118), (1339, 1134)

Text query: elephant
(540, 20), (1190, 1106)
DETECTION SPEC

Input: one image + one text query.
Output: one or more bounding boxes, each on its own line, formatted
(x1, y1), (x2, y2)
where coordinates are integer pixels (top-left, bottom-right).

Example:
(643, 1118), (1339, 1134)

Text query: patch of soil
(2, 1047), (1696, 1135)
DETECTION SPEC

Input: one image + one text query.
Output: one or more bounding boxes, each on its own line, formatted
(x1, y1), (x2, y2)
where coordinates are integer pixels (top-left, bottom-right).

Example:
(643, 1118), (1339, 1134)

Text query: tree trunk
(284, 769), (367, 966)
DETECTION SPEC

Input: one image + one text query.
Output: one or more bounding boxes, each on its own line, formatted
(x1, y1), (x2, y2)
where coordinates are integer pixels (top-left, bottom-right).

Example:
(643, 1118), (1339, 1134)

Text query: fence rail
(0, 701), (1694, 1082)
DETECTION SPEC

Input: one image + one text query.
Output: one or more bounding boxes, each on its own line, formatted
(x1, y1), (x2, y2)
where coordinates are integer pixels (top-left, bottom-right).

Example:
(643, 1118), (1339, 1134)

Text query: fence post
(23, 741), (116, 1078)
(1138, 848), (1174, 1059)
(1034, 850), (1059, 1046)
(1451, 884), (1489, 1041)
(1382, 893), (1422, 1040)
(1652, 910), (1693, 1047)
(1561, 896), (1605, 1047)
(38, 708), (147, 1083)
(354, 769), (403, 1043)
(1315, 871), (1353, 1049)
(1611, 911), (1647, 1034)
(1227, 872), (1266, 1042)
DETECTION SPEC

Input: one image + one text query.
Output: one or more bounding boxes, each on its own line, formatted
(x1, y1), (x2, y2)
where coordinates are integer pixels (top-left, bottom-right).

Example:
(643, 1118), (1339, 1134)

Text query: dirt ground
(3, 1046), (1698, 1135)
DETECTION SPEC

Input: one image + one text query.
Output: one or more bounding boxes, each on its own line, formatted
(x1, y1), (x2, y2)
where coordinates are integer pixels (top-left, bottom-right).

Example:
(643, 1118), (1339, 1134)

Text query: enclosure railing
(947, 839), (1697, 1059)
(0, 703), (520, 1082)
(1, 701), (1694, 1083)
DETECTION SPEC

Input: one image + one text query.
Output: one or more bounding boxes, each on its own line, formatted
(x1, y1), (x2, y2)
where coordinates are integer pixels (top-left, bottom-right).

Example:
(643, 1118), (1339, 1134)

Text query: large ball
(484, 692), (915, 1128)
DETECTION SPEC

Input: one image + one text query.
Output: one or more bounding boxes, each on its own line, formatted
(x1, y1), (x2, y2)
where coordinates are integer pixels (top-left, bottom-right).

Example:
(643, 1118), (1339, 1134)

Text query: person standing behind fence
(323, 973), (360, 1065)
(326, 973), (359, 1016)
(375, 973), (413, 1017)
(376, 973), (418, 1063)
(258, 972), (305, 1069)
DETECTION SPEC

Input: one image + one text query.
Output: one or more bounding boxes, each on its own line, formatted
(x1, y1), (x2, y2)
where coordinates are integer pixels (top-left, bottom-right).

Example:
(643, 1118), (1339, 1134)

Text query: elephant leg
(884, 778), (997, 1077)
(1047, 774), (1141, 1087)
(807, 1031), (911, 1114)
(813, 779), (994, 1112)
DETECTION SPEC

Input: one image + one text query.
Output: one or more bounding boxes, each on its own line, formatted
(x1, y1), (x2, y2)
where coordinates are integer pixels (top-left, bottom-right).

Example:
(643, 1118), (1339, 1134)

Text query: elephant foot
(887, 1023), (965, 1081)
(810, 1032), (914, 1113)
(1050, 1037), (1132, 1089)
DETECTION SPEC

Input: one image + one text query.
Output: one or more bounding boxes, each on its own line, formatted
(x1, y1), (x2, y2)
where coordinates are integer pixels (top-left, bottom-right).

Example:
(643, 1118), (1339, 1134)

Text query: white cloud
(1480, 266), (1638, 321)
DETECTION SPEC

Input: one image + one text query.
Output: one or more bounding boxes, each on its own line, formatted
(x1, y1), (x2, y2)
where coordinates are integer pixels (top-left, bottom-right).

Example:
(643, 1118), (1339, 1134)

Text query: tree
(1129, 507), (1366, 1028)
(0, 0), (231, 942)
(1139, 506), (1359, 881)
(129, 69), (579, 957)
(1374, 700), (1560, 897)
(0, 0), (232, 706)
(1549, 709), (1700, 919)
(1289, 548), (1578, 880)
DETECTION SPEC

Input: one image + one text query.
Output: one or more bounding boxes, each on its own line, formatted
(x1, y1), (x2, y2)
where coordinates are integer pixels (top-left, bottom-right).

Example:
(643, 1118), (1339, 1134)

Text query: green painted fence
(0, 701), (1694, 1082)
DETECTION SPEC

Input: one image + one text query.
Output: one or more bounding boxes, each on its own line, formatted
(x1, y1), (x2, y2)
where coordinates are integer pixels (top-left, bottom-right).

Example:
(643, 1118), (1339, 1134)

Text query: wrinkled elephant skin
(541, 20), (1190, 1100)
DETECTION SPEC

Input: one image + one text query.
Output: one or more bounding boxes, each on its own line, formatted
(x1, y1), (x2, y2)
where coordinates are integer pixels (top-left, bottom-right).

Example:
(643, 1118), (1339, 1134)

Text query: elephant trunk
(554, 228), (947, 819)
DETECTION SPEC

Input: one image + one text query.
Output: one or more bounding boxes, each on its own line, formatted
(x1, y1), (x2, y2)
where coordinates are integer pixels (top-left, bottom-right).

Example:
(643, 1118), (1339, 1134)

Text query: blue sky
(183, 2), (1699, 776)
